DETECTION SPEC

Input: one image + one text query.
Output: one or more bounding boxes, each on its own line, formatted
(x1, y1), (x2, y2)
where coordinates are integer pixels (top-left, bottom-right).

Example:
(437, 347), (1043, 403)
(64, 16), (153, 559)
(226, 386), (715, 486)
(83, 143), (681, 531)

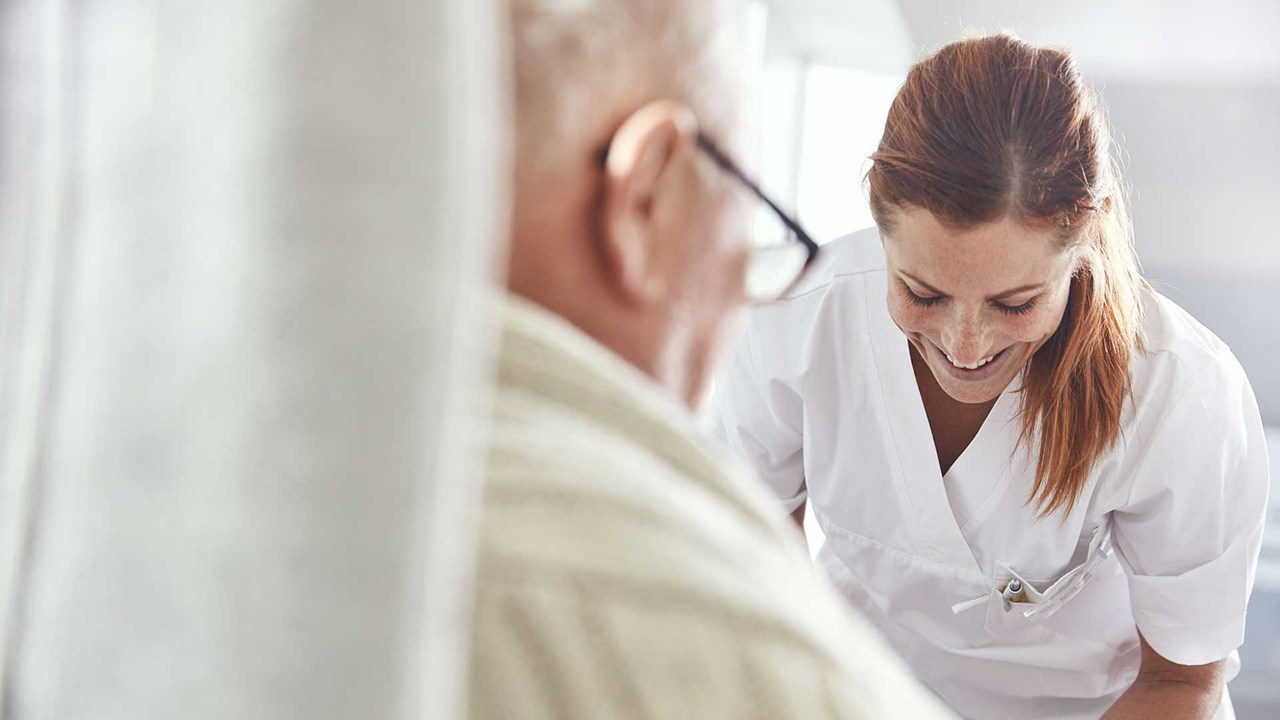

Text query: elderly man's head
(506, 0), (752, 409)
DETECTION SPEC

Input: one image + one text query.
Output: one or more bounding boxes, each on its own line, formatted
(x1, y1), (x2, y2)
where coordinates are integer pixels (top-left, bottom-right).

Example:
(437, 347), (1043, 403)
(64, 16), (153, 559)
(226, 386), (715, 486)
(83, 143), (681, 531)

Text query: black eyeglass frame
(692, 131), (820, 302)
(597, 130), (821, 303)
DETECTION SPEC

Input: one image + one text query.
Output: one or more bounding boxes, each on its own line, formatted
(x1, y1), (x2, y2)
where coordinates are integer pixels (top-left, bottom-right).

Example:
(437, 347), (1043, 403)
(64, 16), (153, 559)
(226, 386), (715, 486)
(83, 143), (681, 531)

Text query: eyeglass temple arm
(694, 132), (820, 255)
(596, 132), (820, 257)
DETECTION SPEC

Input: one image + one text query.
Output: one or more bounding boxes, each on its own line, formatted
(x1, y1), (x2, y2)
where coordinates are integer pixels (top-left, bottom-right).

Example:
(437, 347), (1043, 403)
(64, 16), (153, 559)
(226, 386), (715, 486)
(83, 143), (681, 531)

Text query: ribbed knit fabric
(467, 295), (955, 720)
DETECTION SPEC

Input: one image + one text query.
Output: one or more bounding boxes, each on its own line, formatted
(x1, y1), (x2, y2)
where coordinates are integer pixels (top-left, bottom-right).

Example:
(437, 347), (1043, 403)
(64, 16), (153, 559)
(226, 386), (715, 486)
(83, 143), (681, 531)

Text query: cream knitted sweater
(467, 296), (954, 719)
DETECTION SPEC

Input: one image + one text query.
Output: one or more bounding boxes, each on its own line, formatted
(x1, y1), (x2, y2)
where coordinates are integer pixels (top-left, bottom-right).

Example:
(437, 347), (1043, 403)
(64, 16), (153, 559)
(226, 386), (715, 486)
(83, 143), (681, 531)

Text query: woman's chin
(934, 375), (1006, 405)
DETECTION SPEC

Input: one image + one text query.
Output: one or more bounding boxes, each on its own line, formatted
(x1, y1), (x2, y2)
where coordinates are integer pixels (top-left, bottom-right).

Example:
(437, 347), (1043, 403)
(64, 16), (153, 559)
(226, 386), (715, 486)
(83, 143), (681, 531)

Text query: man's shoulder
(478, 384), (875, 639)
(471, 389), (956, 720)
(469, 563), (947, 719)
(480, 387), (799, 599)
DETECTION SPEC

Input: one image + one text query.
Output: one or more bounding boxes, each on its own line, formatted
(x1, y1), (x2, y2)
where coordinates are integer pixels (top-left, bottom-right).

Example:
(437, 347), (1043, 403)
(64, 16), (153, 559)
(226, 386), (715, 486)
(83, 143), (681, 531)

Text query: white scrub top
(709, 228), (1270, 719)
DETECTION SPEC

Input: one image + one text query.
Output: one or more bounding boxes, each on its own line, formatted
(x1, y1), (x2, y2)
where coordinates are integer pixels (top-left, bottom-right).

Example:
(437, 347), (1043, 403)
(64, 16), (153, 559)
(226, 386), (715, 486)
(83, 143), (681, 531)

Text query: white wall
(795, 66), (903, 242)
(1102, 82), (1280, 423)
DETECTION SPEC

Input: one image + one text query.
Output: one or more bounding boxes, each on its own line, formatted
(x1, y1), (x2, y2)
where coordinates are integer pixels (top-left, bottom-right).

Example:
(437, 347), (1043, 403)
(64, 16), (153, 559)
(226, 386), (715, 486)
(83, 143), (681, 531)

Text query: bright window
(795, 66), (903, 244)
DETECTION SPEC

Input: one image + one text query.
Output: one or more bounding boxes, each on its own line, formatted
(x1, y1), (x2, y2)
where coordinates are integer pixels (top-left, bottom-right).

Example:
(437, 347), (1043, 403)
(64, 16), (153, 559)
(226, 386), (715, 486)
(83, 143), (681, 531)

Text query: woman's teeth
(945, 351), (996, 370)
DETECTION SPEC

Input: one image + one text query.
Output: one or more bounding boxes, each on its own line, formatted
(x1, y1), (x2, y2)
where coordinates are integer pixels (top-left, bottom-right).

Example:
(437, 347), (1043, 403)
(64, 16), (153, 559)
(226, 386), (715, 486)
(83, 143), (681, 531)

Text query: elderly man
(466, 1), (954, 718)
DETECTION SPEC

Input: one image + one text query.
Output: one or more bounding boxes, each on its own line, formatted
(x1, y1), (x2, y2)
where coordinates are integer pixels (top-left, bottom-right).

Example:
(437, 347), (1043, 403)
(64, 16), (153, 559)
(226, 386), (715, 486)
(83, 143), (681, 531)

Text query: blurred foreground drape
(0, 1), (507, 718)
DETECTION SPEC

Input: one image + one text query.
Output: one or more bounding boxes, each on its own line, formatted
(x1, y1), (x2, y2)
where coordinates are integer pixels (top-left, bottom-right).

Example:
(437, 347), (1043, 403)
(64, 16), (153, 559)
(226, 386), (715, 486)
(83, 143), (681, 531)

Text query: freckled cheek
(1001, 307), (1068, 347)
(1008, 317), (1051, 344)
(886, 297), (932, 336)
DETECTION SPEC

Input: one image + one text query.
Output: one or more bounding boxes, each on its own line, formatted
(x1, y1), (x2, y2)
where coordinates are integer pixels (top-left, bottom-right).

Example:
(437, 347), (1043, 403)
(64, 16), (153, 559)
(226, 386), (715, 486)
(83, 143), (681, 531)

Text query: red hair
(867, 34), (1145, 518)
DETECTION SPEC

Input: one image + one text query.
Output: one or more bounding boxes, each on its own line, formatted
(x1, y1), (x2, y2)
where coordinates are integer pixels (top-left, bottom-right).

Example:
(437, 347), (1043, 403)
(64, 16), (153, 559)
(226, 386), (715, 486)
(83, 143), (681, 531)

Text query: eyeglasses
(597, 131), (820, 304)
(693, 131), (820, 303)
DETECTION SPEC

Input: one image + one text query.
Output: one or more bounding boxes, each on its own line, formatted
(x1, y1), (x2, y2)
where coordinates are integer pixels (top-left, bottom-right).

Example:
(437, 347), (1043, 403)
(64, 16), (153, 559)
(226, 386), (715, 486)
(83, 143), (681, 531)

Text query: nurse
(710, 34), (1269, 720)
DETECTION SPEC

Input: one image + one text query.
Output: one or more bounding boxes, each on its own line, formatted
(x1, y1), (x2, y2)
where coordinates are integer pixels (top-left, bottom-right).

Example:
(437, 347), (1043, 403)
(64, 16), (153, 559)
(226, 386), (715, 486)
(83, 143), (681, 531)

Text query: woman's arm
(1102, 633), (1225, 720)
(1105, 352), (1265, 719)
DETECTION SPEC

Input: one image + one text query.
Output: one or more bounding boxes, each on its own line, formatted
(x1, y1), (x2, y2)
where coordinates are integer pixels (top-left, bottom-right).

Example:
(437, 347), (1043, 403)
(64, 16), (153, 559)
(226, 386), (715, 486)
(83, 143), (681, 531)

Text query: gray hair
(510, 0), (744, 179)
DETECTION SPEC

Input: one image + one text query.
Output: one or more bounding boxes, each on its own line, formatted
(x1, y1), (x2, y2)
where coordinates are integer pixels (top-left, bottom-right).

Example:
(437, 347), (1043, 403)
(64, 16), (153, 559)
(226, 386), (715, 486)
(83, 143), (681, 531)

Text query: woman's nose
(941, 307), (992, 363)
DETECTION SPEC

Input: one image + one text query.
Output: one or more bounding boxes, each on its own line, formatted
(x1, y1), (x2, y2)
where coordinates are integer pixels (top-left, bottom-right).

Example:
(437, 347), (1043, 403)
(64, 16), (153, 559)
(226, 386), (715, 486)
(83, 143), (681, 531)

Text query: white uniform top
(709, 228), (1271, 720)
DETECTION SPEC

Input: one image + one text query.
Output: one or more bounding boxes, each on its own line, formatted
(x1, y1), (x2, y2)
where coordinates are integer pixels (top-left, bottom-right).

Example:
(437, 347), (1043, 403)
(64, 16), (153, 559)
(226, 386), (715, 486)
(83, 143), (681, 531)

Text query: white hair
(510, 0), (744, 178)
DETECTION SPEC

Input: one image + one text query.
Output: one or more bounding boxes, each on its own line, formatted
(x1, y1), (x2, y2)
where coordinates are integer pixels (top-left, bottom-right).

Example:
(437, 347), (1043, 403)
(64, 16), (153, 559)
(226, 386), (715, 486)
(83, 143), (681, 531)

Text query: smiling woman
(710, 32), (1269, 720)
(868, 34), (1145, 517)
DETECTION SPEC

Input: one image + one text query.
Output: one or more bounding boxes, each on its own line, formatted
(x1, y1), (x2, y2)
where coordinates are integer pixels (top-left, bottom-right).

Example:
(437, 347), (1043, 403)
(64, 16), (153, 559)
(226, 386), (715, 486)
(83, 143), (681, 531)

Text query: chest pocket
(952, 522), (1115, 637)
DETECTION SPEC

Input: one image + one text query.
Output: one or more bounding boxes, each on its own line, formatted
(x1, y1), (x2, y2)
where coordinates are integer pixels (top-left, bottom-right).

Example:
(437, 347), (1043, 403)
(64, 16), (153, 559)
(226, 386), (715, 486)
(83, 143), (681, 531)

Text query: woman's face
(882, 207), (1077, 405)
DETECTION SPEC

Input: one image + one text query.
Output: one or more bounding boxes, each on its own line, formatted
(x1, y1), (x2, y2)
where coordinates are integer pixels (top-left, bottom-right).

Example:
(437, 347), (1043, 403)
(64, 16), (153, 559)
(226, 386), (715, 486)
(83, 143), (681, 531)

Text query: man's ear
(598, 99), (698, 305)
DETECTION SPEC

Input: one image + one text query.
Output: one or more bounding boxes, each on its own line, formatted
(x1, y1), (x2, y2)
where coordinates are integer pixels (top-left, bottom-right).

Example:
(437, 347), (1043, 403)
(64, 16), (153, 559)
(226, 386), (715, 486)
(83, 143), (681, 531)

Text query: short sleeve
(706, 315), (807, 513)
(1113, 350), (1270, 666)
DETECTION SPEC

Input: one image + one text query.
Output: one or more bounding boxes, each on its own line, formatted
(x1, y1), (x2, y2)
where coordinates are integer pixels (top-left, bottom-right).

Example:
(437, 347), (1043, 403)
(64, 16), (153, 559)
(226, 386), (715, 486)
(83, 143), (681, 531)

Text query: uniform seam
(1116, 346), (1237, 510)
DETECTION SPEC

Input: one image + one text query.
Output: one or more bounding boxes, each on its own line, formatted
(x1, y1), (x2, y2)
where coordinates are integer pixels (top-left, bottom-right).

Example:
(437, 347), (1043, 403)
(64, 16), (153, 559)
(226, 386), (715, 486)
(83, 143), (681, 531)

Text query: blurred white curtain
(0, 0), (506, 718)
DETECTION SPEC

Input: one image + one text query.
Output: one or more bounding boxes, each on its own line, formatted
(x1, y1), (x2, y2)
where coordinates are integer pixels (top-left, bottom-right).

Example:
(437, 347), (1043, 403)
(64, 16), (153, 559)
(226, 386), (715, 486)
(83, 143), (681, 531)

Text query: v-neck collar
(940, 381), (1019, 536)
(864, 271), (1021, 577)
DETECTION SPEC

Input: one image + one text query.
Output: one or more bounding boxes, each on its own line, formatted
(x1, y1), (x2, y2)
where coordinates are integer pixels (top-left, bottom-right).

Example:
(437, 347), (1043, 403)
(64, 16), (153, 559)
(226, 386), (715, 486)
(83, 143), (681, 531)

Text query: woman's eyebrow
(899, 271), (1043, 300)
(990, 283), (1045, 300)
(899, 271), (946, 295)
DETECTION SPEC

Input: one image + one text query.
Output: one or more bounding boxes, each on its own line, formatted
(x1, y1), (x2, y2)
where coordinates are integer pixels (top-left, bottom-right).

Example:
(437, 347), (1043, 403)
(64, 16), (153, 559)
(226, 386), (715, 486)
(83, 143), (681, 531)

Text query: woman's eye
(905, 288), (943, 308)
(994, 299), (1037, 316)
